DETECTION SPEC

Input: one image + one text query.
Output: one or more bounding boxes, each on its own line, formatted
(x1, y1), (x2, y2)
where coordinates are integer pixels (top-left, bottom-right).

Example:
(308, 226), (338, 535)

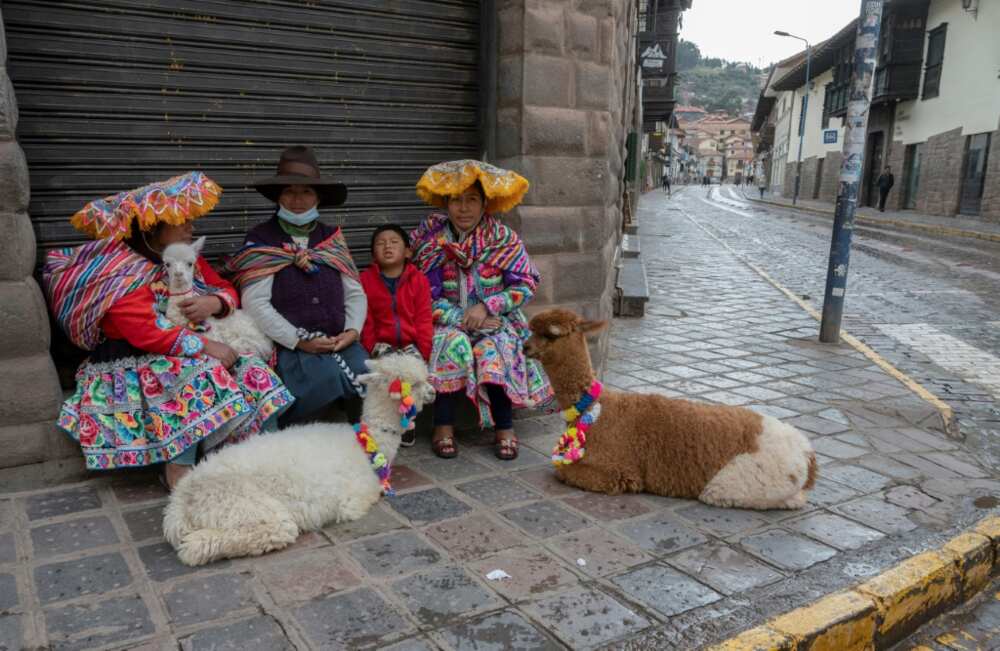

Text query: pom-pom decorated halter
(388, 378), (419, 431)
(353, 423), (394, 497)
(352, 376), (421, 496)
(551, 380), (603, 466)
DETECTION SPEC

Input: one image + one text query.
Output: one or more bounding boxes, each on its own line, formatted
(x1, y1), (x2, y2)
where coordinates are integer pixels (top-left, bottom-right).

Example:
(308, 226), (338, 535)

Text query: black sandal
(432, 436), (458, 459)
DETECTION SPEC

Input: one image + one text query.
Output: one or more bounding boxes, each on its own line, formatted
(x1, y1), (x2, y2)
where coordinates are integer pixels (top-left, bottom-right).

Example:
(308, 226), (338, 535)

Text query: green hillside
(675, 40), (766, 116)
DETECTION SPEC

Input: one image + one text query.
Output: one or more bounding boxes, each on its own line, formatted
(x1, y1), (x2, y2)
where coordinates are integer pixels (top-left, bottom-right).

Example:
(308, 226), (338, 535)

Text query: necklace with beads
(551, 379), (602, 466)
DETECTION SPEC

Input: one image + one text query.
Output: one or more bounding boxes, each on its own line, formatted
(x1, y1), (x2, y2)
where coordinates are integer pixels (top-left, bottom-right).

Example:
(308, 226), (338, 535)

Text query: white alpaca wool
(161, 237), (273, 358)
(163, 353), (435, 566)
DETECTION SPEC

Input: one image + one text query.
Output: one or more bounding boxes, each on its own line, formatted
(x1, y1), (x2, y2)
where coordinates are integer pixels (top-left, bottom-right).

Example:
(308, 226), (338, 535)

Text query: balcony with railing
(873, 62), (922, 102)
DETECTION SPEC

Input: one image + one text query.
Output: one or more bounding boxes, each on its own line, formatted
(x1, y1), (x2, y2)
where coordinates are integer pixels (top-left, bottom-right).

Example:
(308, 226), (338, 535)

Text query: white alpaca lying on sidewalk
(163, 354), (435, 566)
(161, 237), (273, 358)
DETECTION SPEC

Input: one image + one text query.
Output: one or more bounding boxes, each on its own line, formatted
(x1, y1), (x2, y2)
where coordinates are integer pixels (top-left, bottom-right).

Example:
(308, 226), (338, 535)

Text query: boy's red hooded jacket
(360, 263), (433, 361)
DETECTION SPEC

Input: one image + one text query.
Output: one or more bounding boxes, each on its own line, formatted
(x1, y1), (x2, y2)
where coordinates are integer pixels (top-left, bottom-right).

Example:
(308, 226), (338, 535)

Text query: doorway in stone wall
(864, 132), (885, 207)
(959, 133), (991, 216)
(903, 143), (924, 210)
(813, 157), (824, 199)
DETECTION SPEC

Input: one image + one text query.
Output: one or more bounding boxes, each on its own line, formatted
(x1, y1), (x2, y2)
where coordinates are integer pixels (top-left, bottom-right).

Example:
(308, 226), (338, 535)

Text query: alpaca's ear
(191, 236), (207, 255)
(579, 320), (608, 338)
(356, 373), (379, 386)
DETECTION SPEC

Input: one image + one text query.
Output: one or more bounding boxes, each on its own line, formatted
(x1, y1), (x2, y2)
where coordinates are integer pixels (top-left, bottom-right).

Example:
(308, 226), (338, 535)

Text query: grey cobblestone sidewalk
(2, 190), (999, 650)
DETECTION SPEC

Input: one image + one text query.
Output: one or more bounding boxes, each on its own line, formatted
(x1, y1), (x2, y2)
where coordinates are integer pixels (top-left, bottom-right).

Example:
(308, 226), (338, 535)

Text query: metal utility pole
(774, 31), (811, 206)
(819, 0), (884, 343)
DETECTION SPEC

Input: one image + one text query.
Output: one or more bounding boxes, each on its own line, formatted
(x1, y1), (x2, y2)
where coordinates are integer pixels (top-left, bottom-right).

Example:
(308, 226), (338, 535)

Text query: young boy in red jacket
(361, 224), (433, 443)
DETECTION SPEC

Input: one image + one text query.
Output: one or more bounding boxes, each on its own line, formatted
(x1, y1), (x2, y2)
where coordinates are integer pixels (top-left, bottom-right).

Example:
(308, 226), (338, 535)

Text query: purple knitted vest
(245, 216), (346, 337)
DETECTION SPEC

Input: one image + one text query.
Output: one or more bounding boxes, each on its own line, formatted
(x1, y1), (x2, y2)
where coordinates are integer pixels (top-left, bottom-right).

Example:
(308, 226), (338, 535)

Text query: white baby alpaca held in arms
(161, 236), (273, 359)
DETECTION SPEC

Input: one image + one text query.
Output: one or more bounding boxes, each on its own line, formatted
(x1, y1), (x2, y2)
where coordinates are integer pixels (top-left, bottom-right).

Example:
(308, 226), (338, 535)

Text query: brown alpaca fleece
(526, 308), (816, 505)
(558, 390), (764, 497)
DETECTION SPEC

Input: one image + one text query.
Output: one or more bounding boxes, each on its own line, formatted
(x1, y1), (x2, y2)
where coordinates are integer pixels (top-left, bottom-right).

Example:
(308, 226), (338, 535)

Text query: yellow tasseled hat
(416, 159), (529, 214)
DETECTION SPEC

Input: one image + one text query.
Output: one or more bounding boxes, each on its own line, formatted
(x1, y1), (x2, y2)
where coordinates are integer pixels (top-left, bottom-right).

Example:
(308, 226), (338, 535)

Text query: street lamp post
(774, 31), (811, 206)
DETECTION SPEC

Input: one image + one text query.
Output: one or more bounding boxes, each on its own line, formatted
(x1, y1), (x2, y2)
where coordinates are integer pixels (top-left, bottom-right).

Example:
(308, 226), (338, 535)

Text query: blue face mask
(277, 205), (320, 226)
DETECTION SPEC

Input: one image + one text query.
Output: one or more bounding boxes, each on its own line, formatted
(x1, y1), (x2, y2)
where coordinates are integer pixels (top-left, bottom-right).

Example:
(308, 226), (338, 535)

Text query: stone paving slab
(1, 190), (998, 649)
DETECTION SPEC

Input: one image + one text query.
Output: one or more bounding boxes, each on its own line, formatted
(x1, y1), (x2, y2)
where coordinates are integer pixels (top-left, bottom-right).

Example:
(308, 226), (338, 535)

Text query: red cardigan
(360, 263), (433, 361)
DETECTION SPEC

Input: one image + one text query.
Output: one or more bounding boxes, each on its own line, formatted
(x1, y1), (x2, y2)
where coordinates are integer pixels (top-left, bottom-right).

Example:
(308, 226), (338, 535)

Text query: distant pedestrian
(758, 177), (767, 199)
(877, 165), (894, 212)
(748, 174), (754, 187)
(662, 172), (671, 196)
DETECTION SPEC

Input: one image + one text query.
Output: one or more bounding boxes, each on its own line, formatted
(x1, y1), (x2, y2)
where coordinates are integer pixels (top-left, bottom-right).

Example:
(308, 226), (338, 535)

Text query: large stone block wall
(979, 119), (1000, 223)
(783, 162), (795, 197)
(915, 127), (964, 216)
(495, 0), (637, 368)
(817, 151), (843, 203)
(798, 156), (819, 201)
(0, 9), (83, 488)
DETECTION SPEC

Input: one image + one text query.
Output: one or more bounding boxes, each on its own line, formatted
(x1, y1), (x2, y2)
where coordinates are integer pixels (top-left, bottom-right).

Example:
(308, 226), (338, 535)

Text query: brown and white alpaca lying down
(524, 309), (816, 509)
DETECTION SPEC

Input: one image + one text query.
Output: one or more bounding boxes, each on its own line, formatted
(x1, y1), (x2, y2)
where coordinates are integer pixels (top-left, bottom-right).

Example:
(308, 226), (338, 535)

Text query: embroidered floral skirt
(58, 353), (294, 470)
(429, 323), (553, 427)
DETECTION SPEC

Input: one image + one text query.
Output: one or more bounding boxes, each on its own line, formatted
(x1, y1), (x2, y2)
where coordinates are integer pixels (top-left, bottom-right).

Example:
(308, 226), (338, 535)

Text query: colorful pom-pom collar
(354, 376), (422, 496)
(551, 379), (603, 466)
(353, 422), (394, 497)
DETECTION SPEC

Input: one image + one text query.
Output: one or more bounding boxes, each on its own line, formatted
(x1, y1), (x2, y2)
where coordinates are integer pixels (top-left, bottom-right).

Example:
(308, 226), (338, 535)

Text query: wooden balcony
(873, 62), (922, 104)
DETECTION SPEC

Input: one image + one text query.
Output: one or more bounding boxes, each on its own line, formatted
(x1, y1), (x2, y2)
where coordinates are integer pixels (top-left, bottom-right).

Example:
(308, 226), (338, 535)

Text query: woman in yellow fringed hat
(410, 160), (553, 460)
(42, 173), (293, 490)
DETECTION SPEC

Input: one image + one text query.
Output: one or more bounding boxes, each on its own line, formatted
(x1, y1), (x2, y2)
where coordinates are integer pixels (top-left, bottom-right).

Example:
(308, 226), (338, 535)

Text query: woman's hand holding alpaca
(331, 329), (358, 352)
(462, 303), (489, 331)
(203, 339), (239, 369)
(179, 296), (223, 322)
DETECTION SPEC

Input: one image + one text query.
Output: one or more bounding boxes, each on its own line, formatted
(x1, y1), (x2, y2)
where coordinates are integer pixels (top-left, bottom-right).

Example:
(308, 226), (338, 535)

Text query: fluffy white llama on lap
(161, 237), (273, 358)
(163, 354), (434, 566)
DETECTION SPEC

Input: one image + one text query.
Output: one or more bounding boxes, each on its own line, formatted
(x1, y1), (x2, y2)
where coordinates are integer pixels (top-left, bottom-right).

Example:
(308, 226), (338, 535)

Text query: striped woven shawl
(43, 239), (159, 351)
(223, 228), (359, 290)
(411, 213), (536, 283)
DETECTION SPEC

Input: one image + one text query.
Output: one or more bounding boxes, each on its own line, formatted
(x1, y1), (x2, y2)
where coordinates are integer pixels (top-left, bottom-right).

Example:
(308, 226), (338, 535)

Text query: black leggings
(433, 385), (513, 430)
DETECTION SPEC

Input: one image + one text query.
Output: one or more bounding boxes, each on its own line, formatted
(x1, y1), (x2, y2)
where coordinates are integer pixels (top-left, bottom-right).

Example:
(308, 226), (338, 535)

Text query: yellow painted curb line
(749, 196), (1000, 244)
(708, 516), (1000, 650)
(683, 210), (957, 436)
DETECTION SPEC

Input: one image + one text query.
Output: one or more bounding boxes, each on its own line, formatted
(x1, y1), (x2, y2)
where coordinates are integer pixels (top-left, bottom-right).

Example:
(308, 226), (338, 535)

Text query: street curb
(680, 208), (958, 437)
(744, 195), (1000, 244)
(708, 516), (1000, 650)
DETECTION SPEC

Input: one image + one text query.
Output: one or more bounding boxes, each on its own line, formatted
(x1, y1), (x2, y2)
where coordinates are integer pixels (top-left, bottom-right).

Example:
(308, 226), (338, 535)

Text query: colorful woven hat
(416, 160), (529, 214)
(70, 172), (222, 240)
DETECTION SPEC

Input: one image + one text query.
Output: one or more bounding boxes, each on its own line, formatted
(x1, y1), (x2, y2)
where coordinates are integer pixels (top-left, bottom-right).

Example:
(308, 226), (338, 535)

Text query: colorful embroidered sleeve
(196, 257), (238, 316)
(483, 269), (536, 316)
(432, 297), (465, 328)
(101, 285), (206, 356)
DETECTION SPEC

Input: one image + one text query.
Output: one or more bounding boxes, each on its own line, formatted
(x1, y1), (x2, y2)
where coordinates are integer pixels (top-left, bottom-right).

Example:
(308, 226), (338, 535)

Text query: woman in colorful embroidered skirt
(226, 146), (369, 424)
(43, 173), (294, 490)
(410, 160), (553, 460)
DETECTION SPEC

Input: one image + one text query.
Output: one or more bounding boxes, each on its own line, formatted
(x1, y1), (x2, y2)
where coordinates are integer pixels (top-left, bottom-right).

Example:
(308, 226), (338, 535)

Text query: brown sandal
(432, 436), (458, 459)
(495, 432), (519, 461)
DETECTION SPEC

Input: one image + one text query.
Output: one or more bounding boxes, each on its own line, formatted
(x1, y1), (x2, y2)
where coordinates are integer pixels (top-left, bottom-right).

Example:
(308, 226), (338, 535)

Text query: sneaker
(400, 429), (416, 447)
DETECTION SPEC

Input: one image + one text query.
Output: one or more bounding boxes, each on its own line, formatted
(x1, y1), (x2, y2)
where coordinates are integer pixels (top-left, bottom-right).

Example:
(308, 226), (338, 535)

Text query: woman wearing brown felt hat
(225, 146), (369, 425)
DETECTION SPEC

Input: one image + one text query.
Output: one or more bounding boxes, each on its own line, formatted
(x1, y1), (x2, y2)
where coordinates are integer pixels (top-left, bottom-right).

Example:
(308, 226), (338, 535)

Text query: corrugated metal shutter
(5, 0), (481, 265)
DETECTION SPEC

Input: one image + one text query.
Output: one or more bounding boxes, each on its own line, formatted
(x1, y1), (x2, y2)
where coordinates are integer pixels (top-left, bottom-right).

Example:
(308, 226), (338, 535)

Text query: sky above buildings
(680, 0), (862, 67)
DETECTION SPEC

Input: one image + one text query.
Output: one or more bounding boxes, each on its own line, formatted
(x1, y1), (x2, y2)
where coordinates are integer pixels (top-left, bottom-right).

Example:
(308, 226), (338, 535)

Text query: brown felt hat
(252, 146), (348, 207)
